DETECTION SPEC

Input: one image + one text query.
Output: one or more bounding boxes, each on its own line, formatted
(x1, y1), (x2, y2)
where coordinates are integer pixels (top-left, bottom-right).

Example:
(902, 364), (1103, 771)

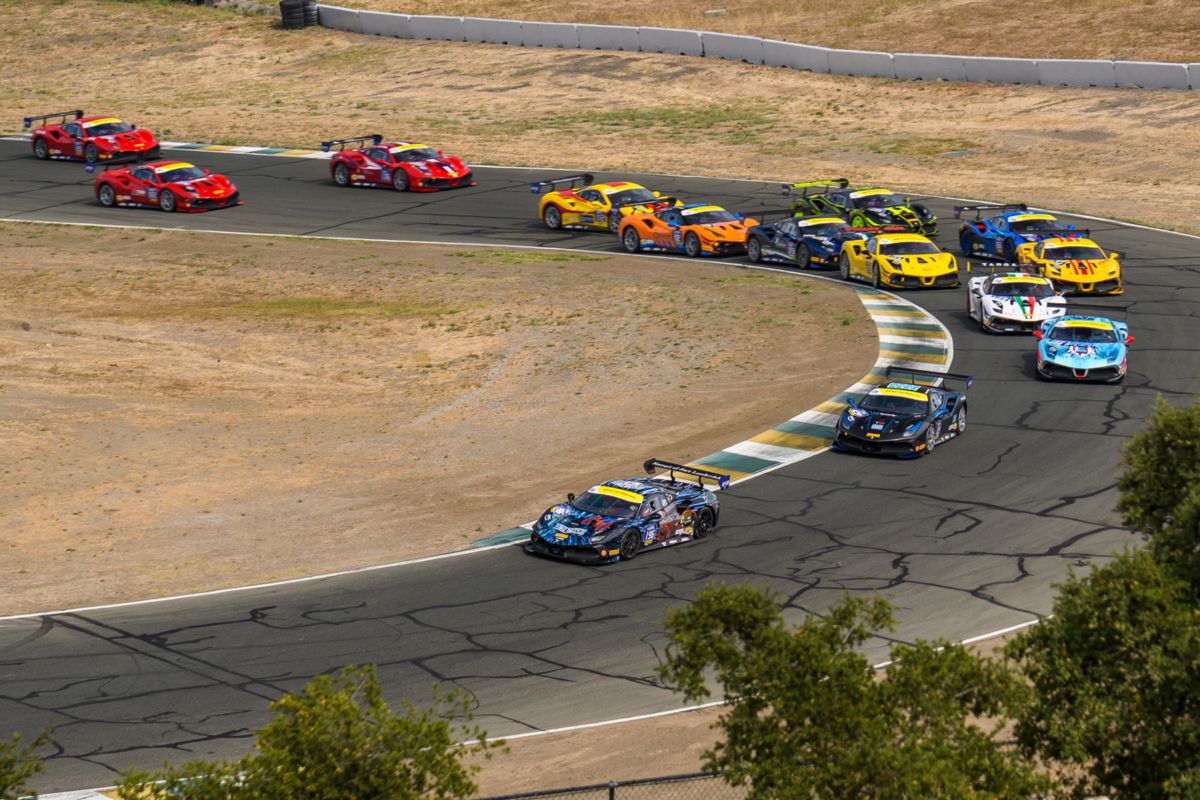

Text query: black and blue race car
(746, 215), (907, 269)
(955, 204), (1084, 262)
(525, 459), (729, 564)
(833, 367), (973, 458)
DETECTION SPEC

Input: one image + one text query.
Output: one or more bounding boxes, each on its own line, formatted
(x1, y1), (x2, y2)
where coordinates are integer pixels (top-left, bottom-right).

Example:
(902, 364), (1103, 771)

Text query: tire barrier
(279, 0), (316, 28)
(315, 4), (1200, 90)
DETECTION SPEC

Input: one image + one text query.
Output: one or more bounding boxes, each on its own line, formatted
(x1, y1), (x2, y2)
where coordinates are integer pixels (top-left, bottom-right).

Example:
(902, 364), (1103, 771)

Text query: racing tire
(1003, 239), (1017, 262)
(607, 210), (621, 234)
(392, 170), (410, 192)
(693, 509), (714, 539)
(621, 226), (641, 254)
(954, 405), (967, 437)
(922, 426), (937, 456)
(872, 264), (882, 289)
(795, 243), (811, 269)
(97, 184), (116, 208)
(839, 253), (852, 281)
(959, 234), (973, 257)
(83, 143), (99, 164)
(33, 138), (49, 160)
(159, 190), (177, 213)
(618, 530), (640, 561)
(543, 205), (563, 230)
(684, 232), (702, 258)
(333, 163), (351, 187)
(746, 238), (763, 263)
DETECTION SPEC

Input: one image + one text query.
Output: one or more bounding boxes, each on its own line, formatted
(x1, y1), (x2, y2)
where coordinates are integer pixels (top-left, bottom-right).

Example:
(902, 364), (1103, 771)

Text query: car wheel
(618, 530), (640, 561)
(795, 243), (811, 269)
(543, 205), (563, 230)
(954, 405), (967, 436)
(959, 234), (973, 257)
(923, 426), (937, 456)
(839, 253), (852, 281)
(159, 190), (177, 213)
(392, 170), (409, 192)
(83, 143), (98, 164)
(746, 238), (763, 263)
(333, 163), (351, 187)
(693, 509), (714, 539)
(607, 209), (621, 234)
(1003, 239), (1016, 262)
(621, 226), (641, 254)
(684, 232), (702, 258)
(97, 184), (116, 208)
(33, 138), (49, 160)
(872, 263), (882, 288)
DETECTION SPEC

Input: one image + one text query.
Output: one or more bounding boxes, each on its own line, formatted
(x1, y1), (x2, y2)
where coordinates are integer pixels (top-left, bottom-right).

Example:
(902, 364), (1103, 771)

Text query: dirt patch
(0, 224), (875, 614)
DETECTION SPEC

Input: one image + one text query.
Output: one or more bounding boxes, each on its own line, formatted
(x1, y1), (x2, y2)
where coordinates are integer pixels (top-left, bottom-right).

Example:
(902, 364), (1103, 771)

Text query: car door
(362, 147), (391, 185)
(653, 208), (684, 250)
(769, 219), (798, 260)
(122, 166), (158, 206)
(61, 121), (85, 158)
(577, 189), (604, 225)
(969, 276), (989, 318)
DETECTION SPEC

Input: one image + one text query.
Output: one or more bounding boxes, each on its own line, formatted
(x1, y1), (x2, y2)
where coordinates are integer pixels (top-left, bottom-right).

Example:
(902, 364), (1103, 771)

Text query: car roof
(1006, 212), (1056, 221)
(875, 233), (932, 243)
(1053, 316), (1116, 329)
(990, 273), (1049, 284)
(79, 115), (123, 125)
(795, 216), (846, 226)
(598, 181), (644, 191)
(597, 478), (668, 496)
(871, 382), (933, 398)
(1042, 237), (1100, 248)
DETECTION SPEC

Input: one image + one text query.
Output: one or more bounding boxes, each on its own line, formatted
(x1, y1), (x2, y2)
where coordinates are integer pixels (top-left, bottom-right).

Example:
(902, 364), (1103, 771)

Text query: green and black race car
(783, 179), (938, 236)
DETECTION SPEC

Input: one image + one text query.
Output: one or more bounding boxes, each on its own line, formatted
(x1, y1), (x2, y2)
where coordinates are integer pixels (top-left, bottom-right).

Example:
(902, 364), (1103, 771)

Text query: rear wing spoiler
(953, 203), (1027, 219)
(884, 366), (974, 390)
(1034, 228), (1089, 238)
(616, 195), (679, 211)
(1064, 302), (1129, 316)
(781, 178), (849, 197)
(23, 109), (83, 128)
(320, 134), (383, 152)
(530, 174), (594, 194)
(644, 458), (731, 490)
(843, 225), (908, 234)
(84, 151), (153, 173)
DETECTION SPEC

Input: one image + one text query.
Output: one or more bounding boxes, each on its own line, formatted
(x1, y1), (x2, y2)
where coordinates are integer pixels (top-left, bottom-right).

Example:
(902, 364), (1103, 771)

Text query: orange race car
(531, 174), (678, 233)
(617, 202), (759, 257)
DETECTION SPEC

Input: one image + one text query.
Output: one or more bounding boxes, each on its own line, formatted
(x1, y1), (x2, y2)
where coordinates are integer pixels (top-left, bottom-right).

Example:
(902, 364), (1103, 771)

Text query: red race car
(321, 134), (475, 192)
(24, 109), (160, 164)
(92, 159), (241, 213)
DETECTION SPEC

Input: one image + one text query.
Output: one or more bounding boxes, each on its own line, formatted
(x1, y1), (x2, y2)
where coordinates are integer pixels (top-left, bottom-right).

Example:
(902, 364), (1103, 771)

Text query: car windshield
(1049, 324), (1117, 343)
(853, 193), (905, 209)
(879, 240), (939, 255)
(990, 281), (1056, 298)
(84, 120), (135, 136)
(392, 147), (440, 162)
(607, 188), (656, 206)
(1010, 218), (1061, 233)
(1045, 245), (1107, 261)
(155, 165), (207, 183)
(682, 209), (739, 224)
(571, 491), (639, 519)
(799, 222), (848, 237)
(859, 392), (928, 415)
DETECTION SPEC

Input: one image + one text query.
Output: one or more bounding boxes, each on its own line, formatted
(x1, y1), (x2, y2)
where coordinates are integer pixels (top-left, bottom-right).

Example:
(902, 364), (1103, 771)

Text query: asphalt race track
(3, 139), (1199, 792)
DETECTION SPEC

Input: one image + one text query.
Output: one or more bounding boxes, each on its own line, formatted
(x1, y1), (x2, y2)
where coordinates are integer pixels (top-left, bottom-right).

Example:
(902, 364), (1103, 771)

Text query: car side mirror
(846, 397), (856, 408)
(1032, 330), (1043, 339)
(203, 168), (211, 175)
(567, 492), (575, 502)
(437, 149), (444, 155)
(652, 190), (662, 197)
(1125, 335), (1135, 345)
(1109, 251), (1122, 259)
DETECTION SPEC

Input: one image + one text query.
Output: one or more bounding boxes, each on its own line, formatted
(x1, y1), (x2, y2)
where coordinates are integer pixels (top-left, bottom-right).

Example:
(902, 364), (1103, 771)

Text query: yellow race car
(838, 232), (960, 289)
(1015, 236), (1123, 295)
(531, 174), (678, 234)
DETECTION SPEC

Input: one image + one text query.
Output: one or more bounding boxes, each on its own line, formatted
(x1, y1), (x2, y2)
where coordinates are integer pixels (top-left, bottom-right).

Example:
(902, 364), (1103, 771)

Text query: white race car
(966, 271), (1066, 333)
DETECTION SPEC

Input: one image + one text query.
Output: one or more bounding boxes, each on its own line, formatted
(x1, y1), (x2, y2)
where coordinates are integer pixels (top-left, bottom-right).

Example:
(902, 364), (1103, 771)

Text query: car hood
(409, 156), (467, 178)
(1047, 259), (1119, 278)
(839, 409), (925, 441)
(533, 504), (630, 546)
(889, 254), (956, 275)
(94, 129), (157, 150)
(1041, 340), (1124, 365)
(172, 174), (236, 197)
(984, 295), (1064, 320)
(697, 220), (755, 240)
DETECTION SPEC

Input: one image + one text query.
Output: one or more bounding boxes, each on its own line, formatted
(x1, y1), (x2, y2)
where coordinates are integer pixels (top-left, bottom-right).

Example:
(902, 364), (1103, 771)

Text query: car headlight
(903, 421), (922, 436)
(590, 532), (608, 543)
(986, 299), (1005, 313)
(1046, 345), (1058, 357)
(413, 163), (431, 174)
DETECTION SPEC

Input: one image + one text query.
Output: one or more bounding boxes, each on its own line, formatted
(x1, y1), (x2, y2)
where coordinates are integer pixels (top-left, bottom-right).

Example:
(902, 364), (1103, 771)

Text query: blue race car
(833, 367), (973, 458)
(745, 216), (907, 269)
(1033, 309), (1132, 383)
(956, 204), (1084, 262)
(525, 459), (728, 564)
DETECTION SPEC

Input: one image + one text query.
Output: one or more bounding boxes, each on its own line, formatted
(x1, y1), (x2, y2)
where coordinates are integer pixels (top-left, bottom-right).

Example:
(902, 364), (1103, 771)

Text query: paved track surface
(2, 139), (1198, 792)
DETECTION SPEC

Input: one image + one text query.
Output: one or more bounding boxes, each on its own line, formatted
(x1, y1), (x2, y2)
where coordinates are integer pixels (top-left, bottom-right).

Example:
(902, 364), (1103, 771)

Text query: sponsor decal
(1059, 320), (1113, 329)
(82, 117), (121, 128)
(154, 162), (194, 173)
(672, 228), (683, 246)
(595, 485), (644, 503)
(875, 387), (927, 401)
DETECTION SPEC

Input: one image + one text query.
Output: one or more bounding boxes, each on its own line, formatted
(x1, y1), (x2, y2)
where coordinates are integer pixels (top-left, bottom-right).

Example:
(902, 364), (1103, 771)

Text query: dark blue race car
(833, 367), (973, 458)
(746, 216), (907, 269)
(956, 204), (1083, 262)
(525, 459), (728, 564)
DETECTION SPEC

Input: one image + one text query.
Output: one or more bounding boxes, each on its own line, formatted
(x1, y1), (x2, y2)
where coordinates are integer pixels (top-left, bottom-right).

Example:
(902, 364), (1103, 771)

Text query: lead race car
(530, 174), (678, 233)
(89, 156), (241, 213)
(834, 367), (973, 458)
(321, 134), (474, 192)
(966, 270), (1066, 333)
(955, 204), (1083, 262)
(24, 109), (160, 163)
(1034, 306), (1132, 383)
(525, 459), (728, 564)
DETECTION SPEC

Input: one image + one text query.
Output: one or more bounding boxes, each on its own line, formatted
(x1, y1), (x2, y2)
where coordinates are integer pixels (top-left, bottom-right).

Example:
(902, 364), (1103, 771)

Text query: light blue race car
(1033, 312), (1132, 383)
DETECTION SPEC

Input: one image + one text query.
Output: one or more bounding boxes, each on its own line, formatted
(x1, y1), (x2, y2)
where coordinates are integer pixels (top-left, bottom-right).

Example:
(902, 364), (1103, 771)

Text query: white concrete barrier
(1036, 58), (1117, 88)
(701, 32), (764, 64)
(576, 22), (640, 51)
(761, 39), (829, 73)
(637, 26), (703, 56)
(893, 52), (967, 82)
(358, 9), (410, 38)
(827, 48), (895, 79)
(316, 4), (360, 33)
(520, 20), (579, 48)
(1188, 63), (1200, 90)
(407, 14), (465, 42)
(1113, 61), (1191, 90)
(962, 55), (1041, 84)
(463, 17), (522, 45)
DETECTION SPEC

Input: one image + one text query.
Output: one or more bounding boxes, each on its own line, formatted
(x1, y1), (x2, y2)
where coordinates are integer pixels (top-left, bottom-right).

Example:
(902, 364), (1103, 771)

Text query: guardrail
(315, 5), (1200, 90)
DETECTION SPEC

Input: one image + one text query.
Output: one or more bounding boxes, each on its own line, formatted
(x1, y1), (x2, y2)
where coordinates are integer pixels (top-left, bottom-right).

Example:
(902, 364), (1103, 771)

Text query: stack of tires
(280, 0), (318, 28)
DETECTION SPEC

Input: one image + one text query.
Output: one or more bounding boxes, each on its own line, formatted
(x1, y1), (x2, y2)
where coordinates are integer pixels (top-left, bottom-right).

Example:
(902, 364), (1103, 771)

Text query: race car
(956, 204), (1083, 262)
(1034, 310), (1132, 383)
(24, 110), (160, 163)
(833, 367), (973, 458)
(787, 180), (937, 235)
(525, 459), (729, 564)
(321, 134), (474, 192)
(1015, 236), (1123, 295)
(966, 271), (1066, 333)
(618, 202), (759, 257)
(746, 216), (906, 269)
(838, 232), (960, 288)
(91, 158), (241, 213)
(530, 174), (678, 234)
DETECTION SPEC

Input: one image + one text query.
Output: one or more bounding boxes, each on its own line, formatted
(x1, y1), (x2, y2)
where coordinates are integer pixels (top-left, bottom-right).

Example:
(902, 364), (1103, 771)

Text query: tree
(657, 584), (1049, 799)
(117, 665), (498, 800)
(1, 730), (50, 800)
(1009, 549), (1200, 799)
